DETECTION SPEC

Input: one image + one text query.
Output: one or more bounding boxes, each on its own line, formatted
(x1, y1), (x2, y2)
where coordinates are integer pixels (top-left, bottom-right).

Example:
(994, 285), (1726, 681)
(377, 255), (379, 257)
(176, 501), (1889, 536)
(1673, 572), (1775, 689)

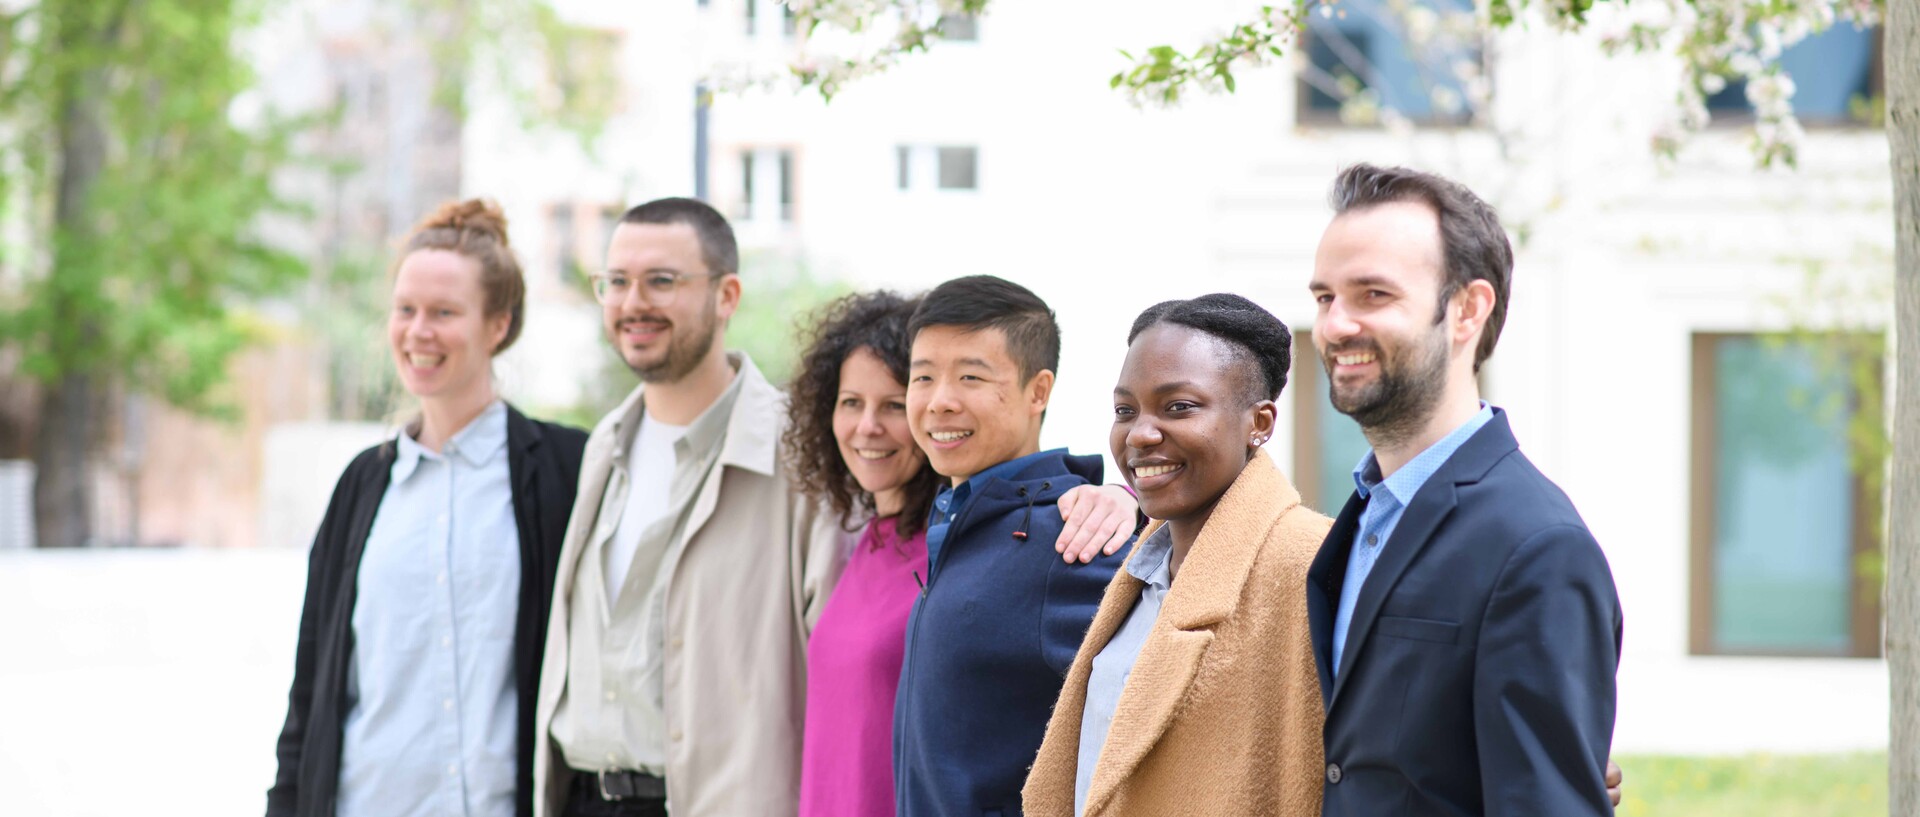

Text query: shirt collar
(936, 447), (1066, 515)
(1125, 523), (1176, 587)
(611, 357), (747, 465)
(1352, 402), (1495, 504)
(679, 368), (745, 461)
(390, 400), (508, 483)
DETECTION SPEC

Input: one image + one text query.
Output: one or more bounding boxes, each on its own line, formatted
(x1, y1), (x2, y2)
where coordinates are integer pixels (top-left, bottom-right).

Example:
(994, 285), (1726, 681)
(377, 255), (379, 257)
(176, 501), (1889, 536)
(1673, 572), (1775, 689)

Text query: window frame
(1291, 329), (1339, 513)
(1292, 3), (1488, 130)
(1704, 26), (1883, 129)
(1687, 332), (1883, 659)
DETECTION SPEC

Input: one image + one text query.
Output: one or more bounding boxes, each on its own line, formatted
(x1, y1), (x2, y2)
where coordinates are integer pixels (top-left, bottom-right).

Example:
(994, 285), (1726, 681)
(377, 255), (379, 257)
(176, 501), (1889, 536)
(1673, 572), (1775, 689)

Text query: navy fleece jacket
(893, 449), (1131, 817)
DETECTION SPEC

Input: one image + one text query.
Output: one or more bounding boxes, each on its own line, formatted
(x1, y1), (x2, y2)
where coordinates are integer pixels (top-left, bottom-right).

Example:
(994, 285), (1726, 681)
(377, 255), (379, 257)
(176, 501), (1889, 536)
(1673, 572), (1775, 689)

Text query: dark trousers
(563, 772), (668, 817)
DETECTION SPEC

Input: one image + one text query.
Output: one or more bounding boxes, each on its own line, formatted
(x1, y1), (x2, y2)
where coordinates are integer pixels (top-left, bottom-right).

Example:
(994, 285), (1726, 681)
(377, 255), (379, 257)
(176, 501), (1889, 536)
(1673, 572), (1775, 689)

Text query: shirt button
(604, 690), (617, 702)
(437, 571), (448, 585)
(443, 698), (454, 711)
(1366, 534), (1378, 546)
(437, 513), (448, 526)
(441, 636), (452, 648)
(1327, 763), (1342, 784)
(670, 637), (685, 649)
(606, 752), (618, 764)
(447, 763), (459, 776)
(670, 730), (684, 742)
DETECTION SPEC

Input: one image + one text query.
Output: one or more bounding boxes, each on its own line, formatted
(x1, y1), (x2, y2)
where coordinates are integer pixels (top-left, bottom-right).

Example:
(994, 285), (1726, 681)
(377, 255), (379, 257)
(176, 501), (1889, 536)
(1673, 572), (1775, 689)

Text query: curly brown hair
(782, 290), (942, 541)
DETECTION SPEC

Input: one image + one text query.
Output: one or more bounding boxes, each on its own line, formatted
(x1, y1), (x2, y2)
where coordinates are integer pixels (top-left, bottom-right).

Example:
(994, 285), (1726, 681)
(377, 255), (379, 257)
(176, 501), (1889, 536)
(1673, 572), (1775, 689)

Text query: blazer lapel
(1306, 490), (1365, 704)
(1084, 453), (1292, 815)
(1327, 480), (1458, 709)
(1325, 412), (1520, 713)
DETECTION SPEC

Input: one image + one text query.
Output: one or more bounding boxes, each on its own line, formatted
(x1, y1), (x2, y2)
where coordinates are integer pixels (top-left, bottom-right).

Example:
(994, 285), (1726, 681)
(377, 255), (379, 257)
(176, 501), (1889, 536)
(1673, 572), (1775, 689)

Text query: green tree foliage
(0, 0), (305, 415)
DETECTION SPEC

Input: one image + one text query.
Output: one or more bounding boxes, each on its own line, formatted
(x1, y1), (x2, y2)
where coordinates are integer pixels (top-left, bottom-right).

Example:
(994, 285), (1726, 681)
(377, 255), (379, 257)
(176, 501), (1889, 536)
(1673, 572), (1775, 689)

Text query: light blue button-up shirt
(1073, 524), (1174, 816)
(338, 401), (521, 817)
(1331, 403), (1493, 675)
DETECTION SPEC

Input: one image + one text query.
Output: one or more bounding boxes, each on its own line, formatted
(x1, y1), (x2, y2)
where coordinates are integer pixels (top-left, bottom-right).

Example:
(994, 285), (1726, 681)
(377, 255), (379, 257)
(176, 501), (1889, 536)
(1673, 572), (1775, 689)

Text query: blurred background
(0, 0), (1895, 814)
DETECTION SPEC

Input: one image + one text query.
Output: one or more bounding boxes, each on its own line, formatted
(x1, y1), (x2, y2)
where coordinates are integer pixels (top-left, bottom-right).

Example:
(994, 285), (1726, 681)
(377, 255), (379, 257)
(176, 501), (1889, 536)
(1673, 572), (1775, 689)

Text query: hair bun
(418, 198), (510, 247)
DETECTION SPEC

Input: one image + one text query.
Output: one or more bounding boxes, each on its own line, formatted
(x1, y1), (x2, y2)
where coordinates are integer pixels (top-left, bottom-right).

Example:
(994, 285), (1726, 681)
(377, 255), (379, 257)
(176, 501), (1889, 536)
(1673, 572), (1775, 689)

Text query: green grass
(1614, 753), (1886, 817)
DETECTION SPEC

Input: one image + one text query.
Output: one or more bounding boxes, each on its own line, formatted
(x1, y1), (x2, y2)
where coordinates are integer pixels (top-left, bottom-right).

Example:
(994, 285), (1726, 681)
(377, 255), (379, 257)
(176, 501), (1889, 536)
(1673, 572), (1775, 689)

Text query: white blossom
(1404, 7), (1440, 46)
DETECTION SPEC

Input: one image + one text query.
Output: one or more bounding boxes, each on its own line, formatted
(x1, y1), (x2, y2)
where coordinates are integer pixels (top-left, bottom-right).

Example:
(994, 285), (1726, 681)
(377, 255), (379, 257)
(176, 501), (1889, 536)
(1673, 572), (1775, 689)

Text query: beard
(1322, 320), (1450, 449)
(621, 293), (720, 384)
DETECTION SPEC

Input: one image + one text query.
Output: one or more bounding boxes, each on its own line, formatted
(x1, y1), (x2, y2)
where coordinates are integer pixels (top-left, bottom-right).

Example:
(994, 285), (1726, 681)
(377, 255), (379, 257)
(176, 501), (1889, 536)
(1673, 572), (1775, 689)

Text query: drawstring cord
(1010, 481), (1051, 541)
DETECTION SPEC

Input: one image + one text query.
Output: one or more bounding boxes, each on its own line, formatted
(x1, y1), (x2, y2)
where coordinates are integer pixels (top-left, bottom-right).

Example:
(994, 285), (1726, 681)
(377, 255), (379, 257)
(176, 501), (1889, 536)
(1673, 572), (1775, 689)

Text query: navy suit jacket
(1306, 410), (1622, 816)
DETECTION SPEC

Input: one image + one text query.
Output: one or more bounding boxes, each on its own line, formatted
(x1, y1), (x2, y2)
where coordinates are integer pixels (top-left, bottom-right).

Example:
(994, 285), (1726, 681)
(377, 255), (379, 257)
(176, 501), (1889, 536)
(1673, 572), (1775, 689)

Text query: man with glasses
(529, 198), (846, 817)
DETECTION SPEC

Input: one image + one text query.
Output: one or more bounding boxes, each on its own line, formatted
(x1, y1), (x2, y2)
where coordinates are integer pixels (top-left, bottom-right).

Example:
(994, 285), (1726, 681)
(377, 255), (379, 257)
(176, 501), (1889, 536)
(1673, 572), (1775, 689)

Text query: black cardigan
(267, 405), (587, 817)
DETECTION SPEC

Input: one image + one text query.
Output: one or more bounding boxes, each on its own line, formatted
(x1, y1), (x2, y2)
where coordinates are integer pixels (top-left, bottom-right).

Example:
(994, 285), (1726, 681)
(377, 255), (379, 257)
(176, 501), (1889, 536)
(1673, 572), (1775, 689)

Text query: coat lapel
(672, 356), (779, 553)
(1084, 453), (1295, 815)
(1306, 490), (1365, 704)
(1324, 412), (1519, 713)
(534, 383), (639, 739)
(1325, 480), (1458, 710)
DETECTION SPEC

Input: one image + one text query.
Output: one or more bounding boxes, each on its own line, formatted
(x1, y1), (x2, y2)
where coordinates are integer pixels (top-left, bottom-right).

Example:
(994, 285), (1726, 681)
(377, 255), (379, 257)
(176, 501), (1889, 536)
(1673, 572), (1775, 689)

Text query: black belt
(572, 768), (667, 801)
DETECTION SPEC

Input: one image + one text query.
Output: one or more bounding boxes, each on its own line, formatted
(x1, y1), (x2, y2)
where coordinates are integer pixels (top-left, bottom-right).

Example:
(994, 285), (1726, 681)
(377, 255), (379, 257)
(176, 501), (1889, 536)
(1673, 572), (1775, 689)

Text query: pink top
(800, 516), (929, 817)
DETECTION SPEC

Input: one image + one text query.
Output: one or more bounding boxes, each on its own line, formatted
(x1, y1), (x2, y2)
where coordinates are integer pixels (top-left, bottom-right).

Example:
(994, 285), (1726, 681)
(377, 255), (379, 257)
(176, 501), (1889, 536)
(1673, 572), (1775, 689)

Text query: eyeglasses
(589, 269), (718, 308)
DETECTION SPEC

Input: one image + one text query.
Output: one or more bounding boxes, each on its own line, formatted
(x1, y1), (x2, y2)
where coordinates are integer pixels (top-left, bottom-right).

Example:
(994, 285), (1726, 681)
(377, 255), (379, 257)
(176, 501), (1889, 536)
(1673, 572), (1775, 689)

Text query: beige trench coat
(532, 355), (848, 816)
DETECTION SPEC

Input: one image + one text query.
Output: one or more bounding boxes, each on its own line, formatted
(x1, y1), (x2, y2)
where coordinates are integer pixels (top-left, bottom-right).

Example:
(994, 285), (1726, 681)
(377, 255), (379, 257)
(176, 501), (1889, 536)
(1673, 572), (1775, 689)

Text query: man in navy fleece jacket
(892, 275), (1132, 817)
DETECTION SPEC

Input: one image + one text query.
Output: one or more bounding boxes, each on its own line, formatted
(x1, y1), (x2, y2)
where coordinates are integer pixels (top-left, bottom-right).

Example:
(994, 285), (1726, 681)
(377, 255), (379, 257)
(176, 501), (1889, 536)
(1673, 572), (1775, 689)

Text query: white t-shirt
(604, 412), (688, 603)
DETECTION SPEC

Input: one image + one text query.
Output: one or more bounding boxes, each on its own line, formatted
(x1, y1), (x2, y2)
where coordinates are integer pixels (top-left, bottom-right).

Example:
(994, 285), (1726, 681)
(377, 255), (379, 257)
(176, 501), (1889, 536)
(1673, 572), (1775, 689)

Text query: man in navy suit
(1304, 164), (1622, 816)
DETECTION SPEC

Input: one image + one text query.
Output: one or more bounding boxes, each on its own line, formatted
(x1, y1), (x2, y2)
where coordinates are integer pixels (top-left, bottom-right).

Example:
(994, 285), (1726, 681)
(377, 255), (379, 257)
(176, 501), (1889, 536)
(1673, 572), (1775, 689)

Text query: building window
(1289, 331), (1371, 514)
(550, 204), (576, 283)
(938, 13), (979, 41)
(739, 151), (755, 219)
(737, 147), (797, 222)
(551, 203), (625, 287)
(778, 149), (794, 221)
(1706, 25), (1881, 124)
(1690, 333), (1883, 658)
(896, 145), (980, 191)
(936, 146), (978, 189)
(1296, 0), (1481, 126)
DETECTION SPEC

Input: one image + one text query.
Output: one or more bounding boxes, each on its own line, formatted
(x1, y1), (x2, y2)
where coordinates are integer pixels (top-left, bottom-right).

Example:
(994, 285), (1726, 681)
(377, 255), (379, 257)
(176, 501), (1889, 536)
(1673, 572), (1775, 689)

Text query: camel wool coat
(1023, 449), (1331, 817)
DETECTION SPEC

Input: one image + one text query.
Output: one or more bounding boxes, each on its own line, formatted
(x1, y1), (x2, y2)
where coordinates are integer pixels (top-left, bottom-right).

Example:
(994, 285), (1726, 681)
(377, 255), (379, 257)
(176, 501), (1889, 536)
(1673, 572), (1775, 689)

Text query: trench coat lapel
(1084, 452), (1296, 815)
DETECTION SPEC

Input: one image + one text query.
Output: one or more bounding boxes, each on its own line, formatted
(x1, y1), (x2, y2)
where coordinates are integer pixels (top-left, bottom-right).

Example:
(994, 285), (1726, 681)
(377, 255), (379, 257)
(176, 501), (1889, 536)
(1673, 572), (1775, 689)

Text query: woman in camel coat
(1024, 295), (1330, 817)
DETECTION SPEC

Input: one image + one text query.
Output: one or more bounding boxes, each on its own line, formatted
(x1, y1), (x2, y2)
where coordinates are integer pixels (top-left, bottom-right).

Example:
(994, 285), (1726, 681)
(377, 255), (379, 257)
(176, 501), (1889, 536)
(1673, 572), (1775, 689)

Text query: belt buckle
(596, 769), (625, 801)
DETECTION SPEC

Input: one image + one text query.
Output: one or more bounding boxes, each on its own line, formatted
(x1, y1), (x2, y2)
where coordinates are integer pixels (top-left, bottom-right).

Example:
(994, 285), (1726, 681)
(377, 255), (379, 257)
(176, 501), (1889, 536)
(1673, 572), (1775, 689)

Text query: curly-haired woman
(783, 290), (1139, 817)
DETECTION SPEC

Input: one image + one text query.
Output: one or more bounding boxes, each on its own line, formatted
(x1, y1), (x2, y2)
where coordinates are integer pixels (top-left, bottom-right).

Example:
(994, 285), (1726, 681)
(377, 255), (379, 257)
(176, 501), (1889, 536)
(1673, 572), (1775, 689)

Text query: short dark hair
(621, 197), (740, 278)
(782, 291), (941, 540)
(1128, 293), (1292, 403)
(908, 275), (1061, 383)
(1329, 163), (1511, 372)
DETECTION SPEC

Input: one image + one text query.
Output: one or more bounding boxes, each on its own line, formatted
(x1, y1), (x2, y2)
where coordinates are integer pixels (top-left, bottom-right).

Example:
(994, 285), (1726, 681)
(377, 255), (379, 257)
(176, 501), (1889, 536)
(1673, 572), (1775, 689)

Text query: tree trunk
(1887, 0), (1918, 812)
(32, 10), (113, 548)
(32, 374), (95, 548)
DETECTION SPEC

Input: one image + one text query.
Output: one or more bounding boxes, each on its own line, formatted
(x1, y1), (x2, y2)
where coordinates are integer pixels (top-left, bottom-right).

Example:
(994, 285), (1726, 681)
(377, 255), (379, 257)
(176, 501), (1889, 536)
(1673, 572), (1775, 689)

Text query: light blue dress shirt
(1331, 403), (1494, 675)
(1073, 524), (1175, 816)
(338, 401), (521, 817)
